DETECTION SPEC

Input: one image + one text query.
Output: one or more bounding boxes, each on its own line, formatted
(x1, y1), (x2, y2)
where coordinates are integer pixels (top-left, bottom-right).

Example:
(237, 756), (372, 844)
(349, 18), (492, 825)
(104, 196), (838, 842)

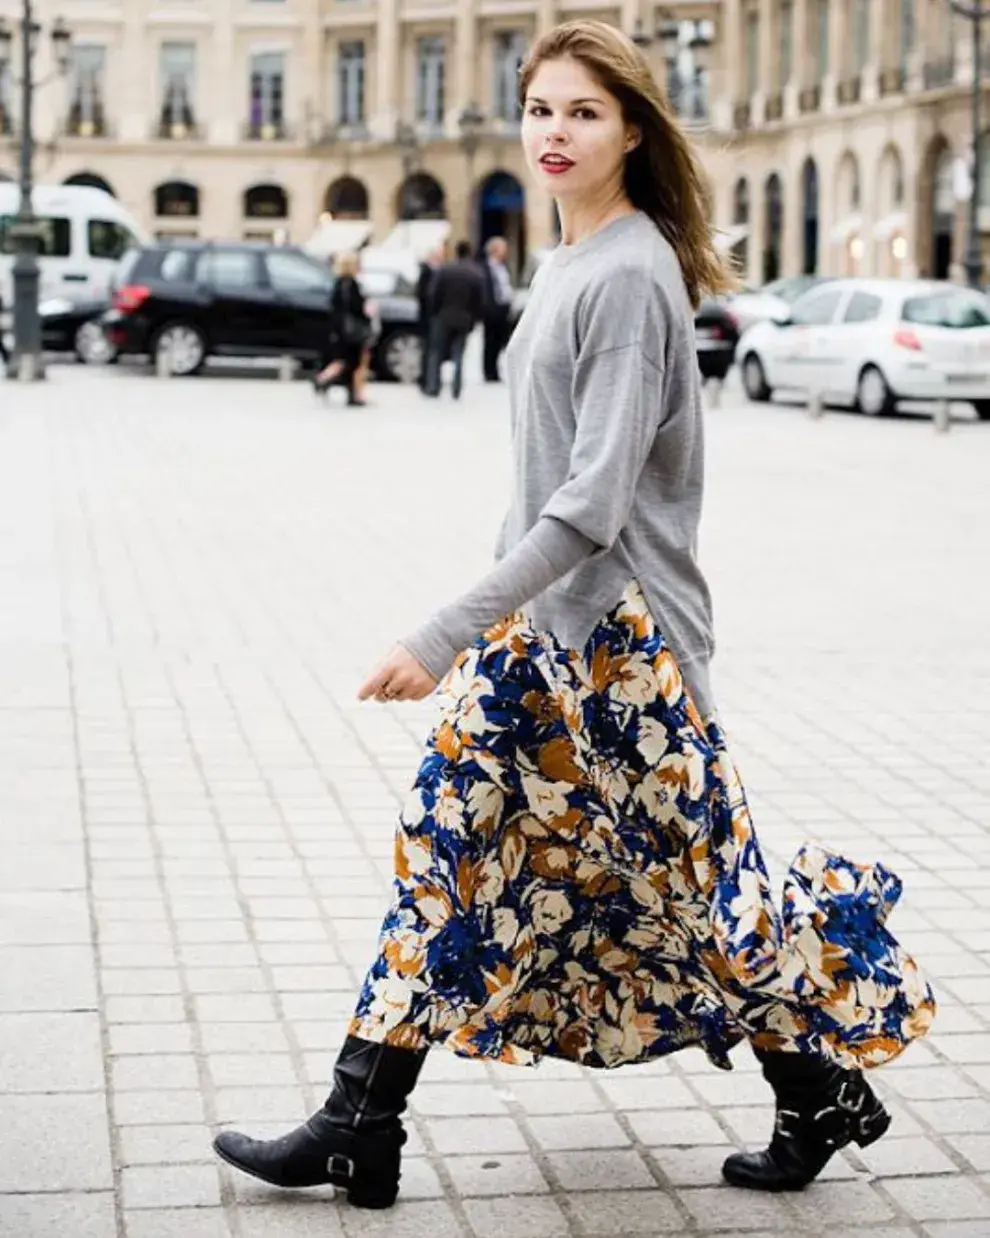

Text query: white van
(0, 183), (147, 308)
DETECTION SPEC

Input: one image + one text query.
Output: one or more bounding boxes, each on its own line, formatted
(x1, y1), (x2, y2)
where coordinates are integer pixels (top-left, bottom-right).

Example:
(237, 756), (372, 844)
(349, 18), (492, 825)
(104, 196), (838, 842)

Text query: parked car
(727, 275), (834, 334)
(694, 298), (740, 380)
(737, 278), (990, 419)
(101, 242), (422, 381)
(1, 296), (116, 364)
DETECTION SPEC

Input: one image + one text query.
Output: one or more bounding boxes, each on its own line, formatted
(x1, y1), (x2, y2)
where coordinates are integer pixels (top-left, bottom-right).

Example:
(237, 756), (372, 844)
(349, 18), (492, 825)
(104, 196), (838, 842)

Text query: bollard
(807, 390), (825, 420)
(933, 400), (951, 434)
(706, 377), (722, 409)
(278, 354), (295, 382)
(17, 353), (38, 383)
(155, 342), (172, 379)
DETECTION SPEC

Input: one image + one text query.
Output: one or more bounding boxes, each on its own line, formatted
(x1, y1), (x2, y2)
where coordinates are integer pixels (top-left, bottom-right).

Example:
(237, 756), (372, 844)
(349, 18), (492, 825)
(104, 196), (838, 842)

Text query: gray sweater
(401, 212), (716, 716)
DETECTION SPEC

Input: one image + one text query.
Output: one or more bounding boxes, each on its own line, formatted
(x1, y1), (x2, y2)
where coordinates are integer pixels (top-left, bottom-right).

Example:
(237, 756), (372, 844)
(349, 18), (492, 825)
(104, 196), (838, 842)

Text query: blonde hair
(519, 20), (736, 308)
(335, 251), (359, 278)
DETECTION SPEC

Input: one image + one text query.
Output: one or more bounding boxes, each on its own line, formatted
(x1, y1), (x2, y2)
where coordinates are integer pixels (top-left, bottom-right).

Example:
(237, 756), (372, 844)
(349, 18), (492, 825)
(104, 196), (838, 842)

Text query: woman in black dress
(313, 251), (370, 406)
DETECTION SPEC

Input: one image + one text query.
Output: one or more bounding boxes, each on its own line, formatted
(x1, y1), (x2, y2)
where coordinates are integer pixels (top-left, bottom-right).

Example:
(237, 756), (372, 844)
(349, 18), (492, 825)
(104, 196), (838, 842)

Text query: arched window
(154, 180), (200, 218)
(801, 158), (819, 275)
(732, 176), (750, 225)
(324, 176), (369, 219)
(63, 171), (116, 197)
(397, 172), (446, 221)
(763, 172), (783, 283)
(244, 183), (289, 219)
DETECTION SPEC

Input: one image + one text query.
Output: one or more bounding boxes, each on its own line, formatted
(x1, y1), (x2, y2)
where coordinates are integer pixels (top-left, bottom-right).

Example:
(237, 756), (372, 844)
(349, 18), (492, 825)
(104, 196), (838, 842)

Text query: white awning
(829, 213), (864, 244)
(304, 219), (373, 258)
(872, 211), (907, 241)
(378, 219), (451, 258)
(713, 224), (749, 252)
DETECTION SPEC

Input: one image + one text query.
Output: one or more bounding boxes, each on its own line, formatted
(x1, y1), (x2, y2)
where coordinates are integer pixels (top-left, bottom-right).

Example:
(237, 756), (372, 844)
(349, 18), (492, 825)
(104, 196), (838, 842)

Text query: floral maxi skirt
(350, 583), (936, 1071)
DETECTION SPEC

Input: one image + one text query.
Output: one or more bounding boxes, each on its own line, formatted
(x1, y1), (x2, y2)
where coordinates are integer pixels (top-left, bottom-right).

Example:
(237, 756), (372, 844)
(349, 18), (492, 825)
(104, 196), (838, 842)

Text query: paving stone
(340, 1198), (465, 1238)
(546, 1148), (656, 1191)
(566, 1188), (685, 1233)
(892, 1176), (990, 1222)
(205, 1052), (299, 1087)
(112, 1053), (200, 1091)
(121, 1163), (222, 1209)
(526, 1111), (630, 1151)
(947, 1135), (990, 1173)
(124, 1208), (234, 1238)
(909, 1099), (990, 1135)
(652, 1145), (746, 1188)
(461, 1195), (569, 1238)
(113, 1089), (207, 1126)
(109, 1023), (195, 1055)
(596, 1074), (697, 1110)
(0, 945), (98, 1012)
(118, 1123), (215, 1166)
(0, 1011), (104, 1092)
(627, 1108), (732, 1146)
(0, 1192), (116, 1238)
(426, 1116), (529, 1155)
(399, 1158), (446, 1199)
(923, 1224), (990, 1238)
(235, 1201), (346, 1237)
(677, 1185), (800, 1230)
(411, 1084), (509, 1117)
(445, 1152), (550, 1197)
(505, 1079), (608, 1114)
(788, 1179), (895, 1225)
(857, 1136), (958, 1178)
(0, 1094), (112, 1192)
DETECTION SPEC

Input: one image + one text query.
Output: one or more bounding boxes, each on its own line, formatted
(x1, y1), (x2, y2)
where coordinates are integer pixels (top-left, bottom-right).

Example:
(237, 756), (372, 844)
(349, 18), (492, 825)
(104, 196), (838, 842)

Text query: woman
(214, 21), (935, 1209)
(312, 251), (370, 406)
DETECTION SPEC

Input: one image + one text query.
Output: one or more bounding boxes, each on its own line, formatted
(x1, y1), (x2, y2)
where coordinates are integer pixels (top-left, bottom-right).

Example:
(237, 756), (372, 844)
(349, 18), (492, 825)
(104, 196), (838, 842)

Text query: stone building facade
(0, 0), (981, 284)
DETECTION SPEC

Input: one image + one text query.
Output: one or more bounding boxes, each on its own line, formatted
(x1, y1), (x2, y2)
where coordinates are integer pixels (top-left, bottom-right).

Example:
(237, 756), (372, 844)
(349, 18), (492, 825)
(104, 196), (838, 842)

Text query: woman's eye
(574, 108), (597, 120)
(526, 104), (550, 117)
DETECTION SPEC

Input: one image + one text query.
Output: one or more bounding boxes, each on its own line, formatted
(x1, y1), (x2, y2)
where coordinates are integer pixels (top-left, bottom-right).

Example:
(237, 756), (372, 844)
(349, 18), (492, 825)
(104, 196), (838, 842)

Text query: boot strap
(327, 1152), (355, 1182)
(774, 1077), (873, 1150)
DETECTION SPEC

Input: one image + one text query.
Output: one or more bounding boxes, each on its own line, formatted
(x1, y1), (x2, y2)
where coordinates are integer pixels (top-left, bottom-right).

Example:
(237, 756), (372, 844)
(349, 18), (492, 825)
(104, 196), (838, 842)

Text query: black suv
(101, 242), (422, 381)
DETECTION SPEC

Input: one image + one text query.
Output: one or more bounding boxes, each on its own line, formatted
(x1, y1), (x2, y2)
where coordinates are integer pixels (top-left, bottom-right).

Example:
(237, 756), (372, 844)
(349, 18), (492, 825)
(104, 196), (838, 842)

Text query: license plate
(946, 372), (982, 383)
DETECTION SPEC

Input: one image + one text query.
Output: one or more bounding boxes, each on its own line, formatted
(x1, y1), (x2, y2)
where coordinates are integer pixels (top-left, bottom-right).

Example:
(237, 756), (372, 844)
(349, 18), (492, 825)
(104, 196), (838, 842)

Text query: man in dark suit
(415, 246), (443, 391)
(423, 240), (485, 400)
(480, 236), (513, 382)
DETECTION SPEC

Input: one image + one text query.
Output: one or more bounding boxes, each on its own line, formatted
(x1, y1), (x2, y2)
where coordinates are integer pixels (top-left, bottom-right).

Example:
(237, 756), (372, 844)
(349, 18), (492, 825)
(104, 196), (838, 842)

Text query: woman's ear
(625, 125), (642, 154)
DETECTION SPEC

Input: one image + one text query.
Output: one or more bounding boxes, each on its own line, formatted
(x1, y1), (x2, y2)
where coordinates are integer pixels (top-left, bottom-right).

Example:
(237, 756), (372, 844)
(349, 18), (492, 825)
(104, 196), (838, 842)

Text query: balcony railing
(157, 116), (201, 140)
(799, 84), (821, 113)
(243, 120), (290, 141)
(764, 92), (783, 122)
(837, 76), (862, 105)
(923, 57), (955, 89)
(879, 66), (905, 96)
(733, 100), (751, 130)
(65, 107), (109, 138)
(0, 106), (11, 136)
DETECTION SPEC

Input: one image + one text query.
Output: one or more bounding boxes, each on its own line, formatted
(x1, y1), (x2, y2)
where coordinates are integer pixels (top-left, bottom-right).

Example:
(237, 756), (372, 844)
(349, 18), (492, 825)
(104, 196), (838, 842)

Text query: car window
(158, 249), (195, 282)
(265, 250), (331, 294)
(88, 220), (138, 261)
(0, 214), (71, 257)
(789, 288), (843, 326)
(196, 249), (260, 290)
(842, 292), (883, 323)
(902, 291), (990, 329)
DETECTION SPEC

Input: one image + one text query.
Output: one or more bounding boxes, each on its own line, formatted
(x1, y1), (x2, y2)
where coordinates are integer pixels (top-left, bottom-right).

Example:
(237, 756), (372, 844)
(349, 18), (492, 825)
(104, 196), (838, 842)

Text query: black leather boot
(213, 1035), (427, 1209)
(721, 1048), (891, 1192)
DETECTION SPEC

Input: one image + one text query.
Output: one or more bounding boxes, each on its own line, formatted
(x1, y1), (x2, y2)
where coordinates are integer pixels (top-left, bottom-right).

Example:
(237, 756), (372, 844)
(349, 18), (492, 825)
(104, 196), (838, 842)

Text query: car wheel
(380, 330), (422, 384)
(742, 352), (771, 402)
(856, 365), (894, 417)
(973, 400), (990, 421)
(74, 320), (117, 366)
(153, 322), (207, 377)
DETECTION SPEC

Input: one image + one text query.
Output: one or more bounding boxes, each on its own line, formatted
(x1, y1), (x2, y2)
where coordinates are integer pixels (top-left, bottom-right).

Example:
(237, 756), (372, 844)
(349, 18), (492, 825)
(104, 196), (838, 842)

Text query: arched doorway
(397, 172), (446, 221)
(832, 151), (863, 275)
(874, 144), (907, 277)
(324, 176), (369, 220)
(763, 173), (783, 283)
(732, 177), (750, 277)
(63, 171), (116, 197)
(931, 148), (955, 280)
(477, 171), (526, 280)
(244, 183), (288, 220)
(801, 158), (819, 275)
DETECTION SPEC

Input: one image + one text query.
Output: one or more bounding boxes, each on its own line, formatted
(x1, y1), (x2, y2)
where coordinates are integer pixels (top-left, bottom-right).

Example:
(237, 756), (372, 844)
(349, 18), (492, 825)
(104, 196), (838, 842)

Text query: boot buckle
(836, 1078), (865, 1116)
(774, 1108), (800, 1139)
(327, 1153), (355, 1183)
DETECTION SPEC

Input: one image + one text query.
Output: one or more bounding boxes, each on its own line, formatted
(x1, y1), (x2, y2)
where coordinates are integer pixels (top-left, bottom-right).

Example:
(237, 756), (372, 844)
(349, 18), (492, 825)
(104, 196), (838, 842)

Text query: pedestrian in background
(312, 252), (371, 406)
(214, 19), (935, 1211)
(481, 235), (513, 382)
(422, 240), (485, 399)
(415, 246), (443, 391)
(0, 287), (9, 370)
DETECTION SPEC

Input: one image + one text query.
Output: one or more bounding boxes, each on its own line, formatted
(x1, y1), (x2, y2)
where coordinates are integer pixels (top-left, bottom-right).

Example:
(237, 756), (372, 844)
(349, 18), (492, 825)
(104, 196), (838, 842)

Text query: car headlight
(39, 299), (74, 316)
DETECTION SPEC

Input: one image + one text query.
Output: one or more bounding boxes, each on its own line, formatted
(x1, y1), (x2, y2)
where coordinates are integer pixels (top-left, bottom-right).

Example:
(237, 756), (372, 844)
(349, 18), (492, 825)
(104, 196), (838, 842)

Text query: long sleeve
(540, 265), (671, 552)
(399, 517), (595, 681)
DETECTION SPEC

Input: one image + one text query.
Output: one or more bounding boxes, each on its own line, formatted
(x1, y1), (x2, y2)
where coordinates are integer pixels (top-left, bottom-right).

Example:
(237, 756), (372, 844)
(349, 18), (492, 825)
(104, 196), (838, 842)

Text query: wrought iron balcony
(799, 84), (821, 113)
(922, 57), (955, 89)
(65, 109), (110, 138)
(733, 100), (751, 130)
(0, 105), (11, 136)
(837, 76), (861, 105)
(879, 67), (905, 96)
(764, 92), (783, 121)
(244, 119), (290, 142)
(156, 115), (201, 140)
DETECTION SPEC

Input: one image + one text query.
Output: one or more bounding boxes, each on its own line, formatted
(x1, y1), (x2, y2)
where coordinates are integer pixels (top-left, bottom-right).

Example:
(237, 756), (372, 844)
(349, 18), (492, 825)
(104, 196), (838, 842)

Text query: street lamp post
(0, 6), (71, 380)
(947, 0), (985, 288)
(457, 102), (485, 249)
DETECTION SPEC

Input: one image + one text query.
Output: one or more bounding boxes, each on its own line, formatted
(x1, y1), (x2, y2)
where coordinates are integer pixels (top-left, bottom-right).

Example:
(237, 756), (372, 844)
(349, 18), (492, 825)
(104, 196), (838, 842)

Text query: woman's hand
(357, 645), (439, 703)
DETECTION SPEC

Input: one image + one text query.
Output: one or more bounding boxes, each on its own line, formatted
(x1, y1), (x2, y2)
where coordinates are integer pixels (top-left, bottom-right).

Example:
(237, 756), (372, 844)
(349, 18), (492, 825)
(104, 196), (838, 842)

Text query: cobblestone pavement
(1, 365), (989, 1238)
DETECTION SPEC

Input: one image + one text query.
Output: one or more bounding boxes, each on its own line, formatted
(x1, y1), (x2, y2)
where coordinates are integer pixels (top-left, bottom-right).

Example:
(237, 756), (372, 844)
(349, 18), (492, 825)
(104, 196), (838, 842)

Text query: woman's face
(521, 55), (637, 204)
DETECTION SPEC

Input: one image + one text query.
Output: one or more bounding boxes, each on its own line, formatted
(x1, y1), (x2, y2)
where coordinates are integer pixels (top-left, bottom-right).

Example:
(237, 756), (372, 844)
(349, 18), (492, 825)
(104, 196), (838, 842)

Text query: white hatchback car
(737, 279), (990, 420)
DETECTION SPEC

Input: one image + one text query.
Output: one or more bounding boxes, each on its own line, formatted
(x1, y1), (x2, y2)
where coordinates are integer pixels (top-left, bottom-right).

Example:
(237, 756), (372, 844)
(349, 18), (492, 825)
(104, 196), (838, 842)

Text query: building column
(536, 0), (557, 38)
(453, 0), (478, 128)
(823, 0), (847, 109)
(119, 0), (147, 144)
(753, 0), (775, 123)
(211, 0), (237, 147)
(863, 0), (891, 101)
(374, 0), (399, 139)
(712, 0), (743, 130)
